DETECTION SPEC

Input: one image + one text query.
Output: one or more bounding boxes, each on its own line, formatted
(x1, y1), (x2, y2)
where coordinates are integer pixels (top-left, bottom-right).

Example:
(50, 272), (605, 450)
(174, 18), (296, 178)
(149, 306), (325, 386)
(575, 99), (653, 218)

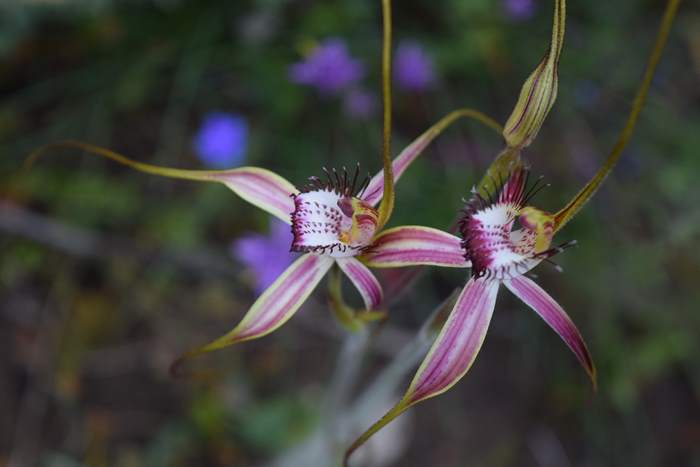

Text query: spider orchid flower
(345, 0), (680, 462)
(26, 0), (505, 362)
(345, 169), (593, 460)
(26, 2), (507, 366)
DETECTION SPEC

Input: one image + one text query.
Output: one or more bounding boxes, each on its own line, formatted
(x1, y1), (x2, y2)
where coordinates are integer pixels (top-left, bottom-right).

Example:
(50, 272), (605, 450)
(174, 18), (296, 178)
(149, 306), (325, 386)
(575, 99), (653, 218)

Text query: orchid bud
(503, 0), (565, 149)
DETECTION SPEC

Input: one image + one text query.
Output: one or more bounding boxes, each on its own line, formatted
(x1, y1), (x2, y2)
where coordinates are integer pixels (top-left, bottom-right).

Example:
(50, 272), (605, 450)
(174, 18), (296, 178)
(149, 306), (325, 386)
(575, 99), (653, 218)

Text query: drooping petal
(360, 226), (469, 268)
(344, 278), (499, 465)
(26, 141), (298, 224)
(336, 257), (384, 310)
(504, 275), (596, 387)
(361, 108), (503, 207)
(177, 254), (334, 360)
(403, 277), (500, 403)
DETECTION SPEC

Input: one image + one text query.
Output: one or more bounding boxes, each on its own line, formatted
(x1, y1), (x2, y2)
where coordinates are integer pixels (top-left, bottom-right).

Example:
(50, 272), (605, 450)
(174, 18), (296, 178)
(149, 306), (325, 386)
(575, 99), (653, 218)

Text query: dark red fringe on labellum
(458, 168), (552, 279)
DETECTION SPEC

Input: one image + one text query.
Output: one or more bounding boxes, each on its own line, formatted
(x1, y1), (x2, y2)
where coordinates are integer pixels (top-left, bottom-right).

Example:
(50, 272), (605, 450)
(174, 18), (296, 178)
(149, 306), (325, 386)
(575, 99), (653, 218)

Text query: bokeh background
(1, 0), (699, 466)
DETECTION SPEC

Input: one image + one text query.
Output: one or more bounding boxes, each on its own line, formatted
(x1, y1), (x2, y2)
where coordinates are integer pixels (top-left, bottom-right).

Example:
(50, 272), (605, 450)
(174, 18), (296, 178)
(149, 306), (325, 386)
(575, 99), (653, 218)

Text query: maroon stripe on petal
(367, 249), (466, 266)
(362, 226), (469, 268)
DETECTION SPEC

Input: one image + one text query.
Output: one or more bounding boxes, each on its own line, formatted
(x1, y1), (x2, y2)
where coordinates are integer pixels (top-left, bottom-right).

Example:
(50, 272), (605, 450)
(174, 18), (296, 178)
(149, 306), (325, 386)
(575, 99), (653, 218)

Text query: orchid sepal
(344, 278), (499, 466)
(26, 140), (298, 223)
(360, 225), (469, 268)
(553, 0), (680, 233)
(362, 108), (503, 208)
(175, 253), (334, 365)
(504, 275), (597, 388)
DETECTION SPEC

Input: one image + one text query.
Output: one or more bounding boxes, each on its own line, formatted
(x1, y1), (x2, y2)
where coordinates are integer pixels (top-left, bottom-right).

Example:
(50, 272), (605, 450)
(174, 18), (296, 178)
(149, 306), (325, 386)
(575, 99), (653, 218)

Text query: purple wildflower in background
(344, 89), (377, 120)
(193, 112), (248, 169)
(231, 219), (297, 294)
(289, 38), (364, 95)
(393, 41), (435, 92)
(503, 0), (536, 21)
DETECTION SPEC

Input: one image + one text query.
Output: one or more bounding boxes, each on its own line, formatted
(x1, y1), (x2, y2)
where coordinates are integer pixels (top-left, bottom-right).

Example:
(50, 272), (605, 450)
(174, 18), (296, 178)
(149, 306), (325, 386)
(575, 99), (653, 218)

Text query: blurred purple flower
(393, 41), (435, 92)
(289, 38), (364, 95)
(193, 112), (248, 169)
(231, 219), (297, 294)
(503, 0), (536, 21)
(344, 89), (377, 119)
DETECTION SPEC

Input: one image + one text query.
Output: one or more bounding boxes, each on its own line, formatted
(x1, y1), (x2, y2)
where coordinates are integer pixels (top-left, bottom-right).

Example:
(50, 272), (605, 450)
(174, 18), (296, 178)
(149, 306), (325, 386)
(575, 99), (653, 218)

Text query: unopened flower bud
(503, 0), (565, 149)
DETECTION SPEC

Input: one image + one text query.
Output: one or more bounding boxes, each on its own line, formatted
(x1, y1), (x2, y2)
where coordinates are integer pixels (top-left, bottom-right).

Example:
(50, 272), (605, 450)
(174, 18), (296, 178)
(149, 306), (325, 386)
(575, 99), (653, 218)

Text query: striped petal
(403, 277), (499, 403)
(361, 108), (504, 208)
(336, 257), (384, 310)
(362, 135), (432, 207)
(179, 254), (334, 359)
(504, 275), (596, 388)
(206, 167), (298, 224)
(27, 141), (298, 224)
(361, 226), (469, 268)
(344, 278), (499, 464)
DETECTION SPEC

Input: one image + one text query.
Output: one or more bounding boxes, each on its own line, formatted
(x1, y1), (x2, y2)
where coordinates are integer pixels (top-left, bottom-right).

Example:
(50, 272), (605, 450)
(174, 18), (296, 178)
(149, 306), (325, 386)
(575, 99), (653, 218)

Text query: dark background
(1, 1), (699, 466)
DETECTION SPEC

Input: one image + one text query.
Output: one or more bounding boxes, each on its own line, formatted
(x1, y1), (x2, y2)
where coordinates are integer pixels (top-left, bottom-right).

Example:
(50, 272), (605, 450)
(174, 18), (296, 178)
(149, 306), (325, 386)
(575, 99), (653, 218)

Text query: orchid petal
(177, 254), (334, 361)
(360, 226), (469, 268)
(362, 109), (503, 207)
(403, 277), (499, 403)
(504, 275), (596, 388)
(336, 257), (384, 310)
(208, 167), (298, 223)
(344, 278), (499, 465)
(26, 140), (298, 223)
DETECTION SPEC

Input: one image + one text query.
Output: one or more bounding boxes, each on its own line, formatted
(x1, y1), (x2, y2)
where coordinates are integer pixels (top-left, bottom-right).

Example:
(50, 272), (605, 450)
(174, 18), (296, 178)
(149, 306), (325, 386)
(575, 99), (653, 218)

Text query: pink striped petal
(343, 278), (499, 463)
(361, 226), (470, 268)
(26, 142), (296, 223)
(336, 257), (384, 310)
(404, 277), (499, 403)
(187, 254), (334, 355)
(504, 275), (597, 387)
(206, 167), (298, 224)
(362, 132), (435, 207)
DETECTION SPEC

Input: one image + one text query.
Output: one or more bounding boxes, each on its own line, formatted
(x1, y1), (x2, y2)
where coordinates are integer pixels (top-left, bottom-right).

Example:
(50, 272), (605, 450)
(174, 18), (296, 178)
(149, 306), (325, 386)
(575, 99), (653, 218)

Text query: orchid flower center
(291, 167), (378, 258)
(459, 169), (559, 280)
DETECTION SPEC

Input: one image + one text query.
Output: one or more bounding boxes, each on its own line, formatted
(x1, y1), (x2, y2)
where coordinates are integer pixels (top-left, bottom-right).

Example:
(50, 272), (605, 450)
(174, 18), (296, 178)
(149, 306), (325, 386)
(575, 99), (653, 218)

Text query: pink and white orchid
(345, 0), (680, 462)
(345, 168), (595, 458)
